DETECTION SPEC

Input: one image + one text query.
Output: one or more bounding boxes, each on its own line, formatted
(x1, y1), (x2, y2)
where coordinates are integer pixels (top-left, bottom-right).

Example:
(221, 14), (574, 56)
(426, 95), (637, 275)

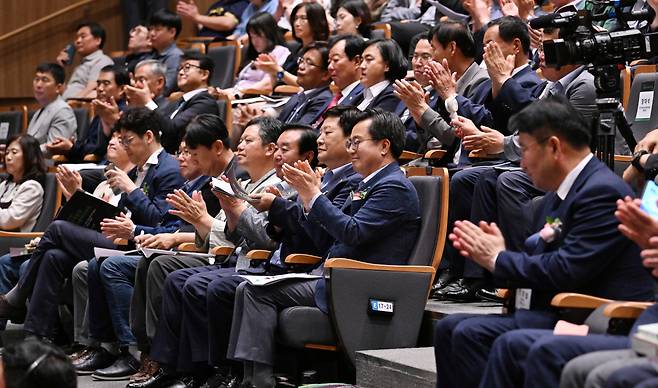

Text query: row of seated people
(0, 104), (419, 388)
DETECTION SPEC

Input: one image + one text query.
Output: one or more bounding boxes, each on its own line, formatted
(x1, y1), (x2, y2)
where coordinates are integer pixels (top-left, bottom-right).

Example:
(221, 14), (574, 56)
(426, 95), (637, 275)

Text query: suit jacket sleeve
(297, 92), (332, 125)
(494, 78), (540, 114)
(372, 91), (402, 113)
(307, 179), (413, 247)
(493, 184), (633, 290)
(456, 92), (495, 128)
(124, 162), (185, 226)
(232, 206), (278, 250)
(47, 107), (77, 145)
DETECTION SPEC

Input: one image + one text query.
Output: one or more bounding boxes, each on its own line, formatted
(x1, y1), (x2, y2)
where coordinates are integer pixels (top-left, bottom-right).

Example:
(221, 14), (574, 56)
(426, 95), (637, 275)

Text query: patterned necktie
(327, 92), (343, 110)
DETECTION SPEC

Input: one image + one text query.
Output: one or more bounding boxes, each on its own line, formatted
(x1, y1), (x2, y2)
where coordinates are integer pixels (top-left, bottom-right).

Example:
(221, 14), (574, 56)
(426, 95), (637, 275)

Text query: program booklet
(56, 190), (122, 232)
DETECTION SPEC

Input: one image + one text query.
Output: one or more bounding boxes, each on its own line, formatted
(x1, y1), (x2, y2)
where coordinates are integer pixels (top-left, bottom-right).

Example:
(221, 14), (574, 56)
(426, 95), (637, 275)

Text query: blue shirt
(233, 0), (279, 37)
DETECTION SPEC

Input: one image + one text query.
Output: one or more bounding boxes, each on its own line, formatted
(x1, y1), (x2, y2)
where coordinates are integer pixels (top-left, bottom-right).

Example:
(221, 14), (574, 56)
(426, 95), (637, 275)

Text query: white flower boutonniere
(539, 216), (563, 243)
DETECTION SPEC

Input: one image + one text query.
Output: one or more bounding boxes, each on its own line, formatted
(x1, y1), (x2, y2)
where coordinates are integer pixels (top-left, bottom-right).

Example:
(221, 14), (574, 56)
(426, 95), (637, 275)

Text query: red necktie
(326, 92), (343, 110)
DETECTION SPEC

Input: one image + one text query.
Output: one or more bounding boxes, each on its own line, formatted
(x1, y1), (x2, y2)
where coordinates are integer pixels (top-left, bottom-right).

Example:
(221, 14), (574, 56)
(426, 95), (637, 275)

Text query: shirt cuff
(307, 192), (323, 213)
(145, 100), (158, 111)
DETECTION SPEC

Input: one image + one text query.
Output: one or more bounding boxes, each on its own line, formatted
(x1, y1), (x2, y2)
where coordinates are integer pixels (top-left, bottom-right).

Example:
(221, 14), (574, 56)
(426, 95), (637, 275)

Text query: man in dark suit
(123, 59), (170, 113)
(354, 39), (407, 113)
(157, 52), (220, 153)
(277, 42), (333, 126)
(226, 109), (421, 388)
(327, 35), (366, 108)
(433, 97), (655, 388)
(0, 108), (184, 340)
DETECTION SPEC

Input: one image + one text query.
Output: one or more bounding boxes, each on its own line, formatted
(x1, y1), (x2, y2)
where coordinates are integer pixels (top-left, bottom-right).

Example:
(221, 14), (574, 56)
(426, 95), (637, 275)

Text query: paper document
(94, 247), (138, 259)
(234, 273), (321, 286)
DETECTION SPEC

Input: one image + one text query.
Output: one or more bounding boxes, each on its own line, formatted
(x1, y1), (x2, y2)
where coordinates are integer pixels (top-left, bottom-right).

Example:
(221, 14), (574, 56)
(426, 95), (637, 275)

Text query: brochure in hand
(56, 190), (122, 232)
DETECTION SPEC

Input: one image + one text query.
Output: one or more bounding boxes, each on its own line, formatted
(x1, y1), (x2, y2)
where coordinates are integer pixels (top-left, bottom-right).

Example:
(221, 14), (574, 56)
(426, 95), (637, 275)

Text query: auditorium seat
(0, 106), (28, 142)
(0, 172), (62, 255)
(207, 41), (241, 89)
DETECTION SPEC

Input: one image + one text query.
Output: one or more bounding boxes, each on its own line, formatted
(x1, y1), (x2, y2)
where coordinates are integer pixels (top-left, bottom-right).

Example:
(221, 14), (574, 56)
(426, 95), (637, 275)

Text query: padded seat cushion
(277, 306), (336, 349)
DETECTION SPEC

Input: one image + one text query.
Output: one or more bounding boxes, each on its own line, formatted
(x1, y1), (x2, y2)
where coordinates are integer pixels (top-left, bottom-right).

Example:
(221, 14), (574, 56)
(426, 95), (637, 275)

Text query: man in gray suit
(395, 20), (489, 162)
(27, 63), (77, 155)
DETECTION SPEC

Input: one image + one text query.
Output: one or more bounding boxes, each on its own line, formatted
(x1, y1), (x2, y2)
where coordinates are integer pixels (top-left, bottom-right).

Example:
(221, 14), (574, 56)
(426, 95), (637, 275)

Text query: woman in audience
(355, 38), (407, 111)
(0, 135), (46, 233)
(256, 2), (330, 87)
(1, 340), (76, 388)
(335, 0), (372, 38)
(216, 12), (291, 98)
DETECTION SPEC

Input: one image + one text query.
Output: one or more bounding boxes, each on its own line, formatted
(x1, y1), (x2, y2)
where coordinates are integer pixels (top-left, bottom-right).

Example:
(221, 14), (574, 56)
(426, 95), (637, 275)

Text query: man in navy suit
(327, 35), (366, 109)
(0, 107), (184, 340)
(278, 42), (333, 126)
(156, 52), (220, 153)
(226, 109), (421, 388)
(433, 97), (655, 388)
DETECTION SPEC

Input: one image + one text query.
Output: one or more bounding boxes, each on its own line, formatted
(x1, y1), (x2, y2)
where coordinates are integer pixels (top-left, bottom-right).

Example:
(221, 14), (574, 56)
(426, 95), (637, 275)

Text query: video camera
(529, 1), (658, 68)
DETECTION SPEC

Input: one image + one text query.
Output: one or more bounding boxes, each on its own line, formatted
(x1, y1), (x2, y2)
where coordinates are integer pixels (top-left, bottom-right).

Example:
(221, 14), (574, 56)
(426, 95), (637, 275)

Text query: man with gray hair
(124, 59), (169, 111)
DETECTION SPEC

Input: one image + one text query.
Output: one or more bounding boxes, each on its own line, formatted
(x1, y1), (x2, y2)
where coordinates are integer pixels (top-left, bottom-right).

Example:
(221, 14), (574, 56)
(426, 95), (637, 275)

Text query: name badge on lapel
(515, 288), (532, 310)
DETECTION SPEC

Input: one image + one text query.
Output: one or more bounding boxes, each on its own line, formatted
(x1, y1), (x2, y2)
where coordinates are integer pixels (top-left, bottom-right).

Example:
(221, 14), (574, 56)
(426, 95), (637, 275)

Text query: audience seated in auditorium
(226, 109), (420, 388)
(334, 0), (372, 38)
(157, 52), (220, 154)
(71, 139), (220, 380)
(354, 39), (407, 112)
(115, 25), (154, 74)
(326, 35), (365, 108)
(148, 9), (184, 96)
(47, 65), (130, 162)
(176, 0), (249, 40)
(256, 2), (330, 88)
(27, 63), (77, 154)
(57, 21), (114, 100)
(0, 108), (184, 341)
(433, 97), (655, 388)
(130, 116), (282, 387)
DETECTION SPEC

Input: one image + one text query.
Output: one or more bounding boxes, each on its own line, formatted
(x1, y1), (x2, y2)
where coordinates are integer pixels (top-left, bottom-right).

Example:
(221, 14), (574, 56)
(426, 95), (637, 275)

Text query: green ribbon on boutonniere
(142, 183), (150, 196)
(351, 189), (368, 201)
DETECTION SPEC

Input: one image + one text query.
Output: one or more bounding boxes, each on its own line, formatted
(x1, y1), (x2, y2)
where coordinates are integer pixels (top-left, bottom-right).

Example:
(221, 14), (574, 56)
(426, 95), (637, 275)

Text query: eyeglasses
(120, 136), (136, 147)
(175, 149), (190, 157)
(178, 63), (203, 73)
(297, 57), (321, 68)
(412, 53), (433, 63)
(345, 138), (376, 151)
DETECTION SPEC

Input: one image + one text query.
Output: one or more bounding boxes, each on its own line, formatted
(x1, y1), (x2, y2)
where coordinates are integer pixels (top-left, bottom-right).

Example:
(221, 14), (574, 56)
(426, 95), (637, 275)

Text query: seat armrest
(274, 85), (302, 95)
(211, 246), (234, 256)
(399, 150), (422, 163)
(0, 231), (44, 238)
(424, 150), (446, 159)
(551, 293), (613, 309)
(52, 155), (68, 163)
(614, 155), (632, 162)
(469, 150), (497, 159)
(241, 88), (272, 96)
(604, 302), (654, 319)
(247, 249), (271, 261)
(178, 243), (206, 253)
(114, 238), (129, 246)
(325, 258), (435, 274)
(285, 254), (322, 265)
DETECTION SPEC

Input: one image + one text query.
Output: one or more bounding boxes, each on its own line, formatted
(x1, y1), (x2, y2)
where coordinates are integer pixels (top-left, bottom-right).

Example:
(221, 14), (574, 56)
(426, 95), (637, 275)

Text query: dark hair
(117, 107), (162, 141)
(488, 16), (531, 56)
(291, 2), (330, 42)
(4, 135), (46, 186)
(324, 105), (361, 137)
(246, 12), (286, 61)
(76, 21), (106, 49)
(300, 41), (330, 70)
(408, 32), (429, 66)
(364, 39), (409, 82)
(430, 20), (476, 59)
(35, 63), (65, 85)
(3, 340), (76, 388)
(184, 114), (231, 150)
(280, 124), (319, 168)
(337, 0), (371, 37)
(354, 108), (405, 158)
(149, 9), (182, 38)
(245, 117), (283, 145)
(509, 95), (591, 148)
(180, 51), (214, 84)
(328, 34), (366, 60)
(99, 65), (130, 87)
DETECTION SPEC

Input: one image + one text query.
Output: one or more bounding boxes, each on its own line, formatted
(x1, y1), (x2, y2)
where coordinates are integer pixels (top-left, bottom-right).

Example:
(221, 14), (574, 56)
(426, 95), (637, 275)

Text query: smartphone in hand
(641, 180), (658, 219)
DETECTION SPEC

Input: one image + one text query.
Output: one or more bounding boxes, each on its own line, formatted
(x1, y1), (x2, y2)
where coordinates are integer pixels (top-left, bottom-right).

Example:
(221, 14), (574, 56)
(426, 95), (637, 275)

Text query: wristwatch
(632, 149), (650, 172)
(276, 70), (284, 83)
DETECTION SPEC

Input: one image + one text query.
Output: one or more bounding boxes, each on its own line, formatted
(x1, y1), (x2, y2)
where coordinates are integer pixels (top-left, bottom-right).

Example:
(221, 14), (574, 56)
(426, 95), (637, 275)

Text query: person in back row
(26, 63), (77, 153)
(148, 9), (184, 96)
